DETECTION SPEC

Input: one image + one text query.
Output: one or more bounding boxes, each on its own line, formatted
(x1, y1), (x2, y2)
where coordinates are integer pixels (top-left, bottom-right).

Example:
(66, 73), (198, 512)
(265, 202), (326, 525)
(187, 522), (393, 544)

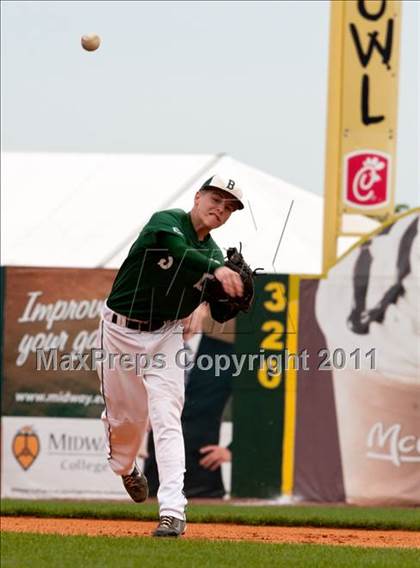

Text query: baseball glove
(202, 245), (257, 323)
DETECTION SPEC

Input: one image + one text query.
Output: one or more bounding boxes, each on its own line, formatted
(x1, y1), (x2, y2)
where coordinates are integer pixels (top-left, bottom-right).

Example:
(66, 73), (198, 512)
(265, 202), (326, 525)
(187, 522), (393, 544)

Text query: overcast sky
(1, 0), (418, 206)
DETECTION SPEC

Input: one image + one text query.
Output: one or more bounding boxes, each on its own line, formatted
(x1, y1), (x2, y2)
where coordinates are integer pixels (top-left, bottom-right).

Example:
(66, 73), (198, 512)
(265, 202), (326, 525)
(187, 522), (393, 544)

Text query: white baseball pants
(96, 304), (187, 520)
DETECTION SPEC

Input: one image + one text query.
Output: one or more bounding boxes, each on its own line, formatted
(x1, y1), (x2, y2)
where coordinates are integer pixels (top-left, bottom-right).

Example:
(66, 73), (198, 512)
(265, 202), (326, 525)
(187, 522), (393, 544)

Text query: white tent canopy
(1, 152), (378, 274)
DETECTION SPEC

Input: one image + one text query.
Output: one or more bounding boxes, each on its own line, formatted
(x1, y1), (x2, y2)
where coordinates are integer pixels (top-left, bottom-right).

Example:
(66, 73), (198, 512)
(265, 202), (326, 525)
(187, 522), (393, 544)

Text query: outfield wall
(1, 211), (419, 503)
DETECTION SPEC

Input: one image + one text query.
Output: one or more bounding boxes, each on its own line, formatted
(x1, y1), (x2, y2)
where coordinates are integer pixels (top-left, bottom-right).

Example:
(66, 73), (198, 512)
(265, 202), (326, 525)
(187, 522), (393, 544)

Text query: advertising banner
(338, 0), (401, 217)
(340, 0), (401, 215)
(323, 0), (402, 272)
(0, 266), (235, 499)
(1, 267), (116, 418)
(295, 211), (420, 505)
(1, 416), (127, 499)
(294, 278), (345, 502)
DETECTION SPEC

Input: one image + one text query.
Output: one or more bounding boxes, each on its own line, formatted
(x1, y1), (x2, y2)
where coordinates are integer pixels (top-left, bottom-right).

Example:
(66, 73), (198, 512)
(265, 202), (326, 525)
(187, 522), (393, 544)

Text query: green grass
(1, 499), (420, 531)
(1, 532), (419, 568)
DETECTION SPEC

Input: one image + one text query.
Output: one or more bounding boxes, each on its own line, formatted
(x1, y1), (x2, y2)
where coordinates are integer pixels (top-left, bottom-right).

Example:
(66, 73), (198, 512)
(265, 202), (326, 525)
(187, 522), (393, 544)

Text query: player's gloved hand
(200, 245), (258, 323)
(214, 266), (244, 298)
(202, 247), (259, 323)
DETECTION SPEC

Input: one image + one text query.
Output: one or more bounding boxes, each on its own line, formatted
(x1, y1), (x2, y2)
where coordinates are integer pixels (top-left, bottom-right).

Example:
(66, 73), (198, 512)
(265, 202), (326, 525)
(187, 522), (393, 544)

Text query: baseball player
(96, 175), (245, 537)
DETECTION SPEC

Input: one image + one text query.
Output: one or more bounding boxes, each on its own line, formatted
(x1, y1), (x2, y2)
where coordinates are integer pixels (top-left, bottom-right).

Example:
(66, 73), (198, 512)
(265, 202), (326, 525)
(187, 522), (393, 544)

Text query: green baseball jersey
(107, 209), (224, 321)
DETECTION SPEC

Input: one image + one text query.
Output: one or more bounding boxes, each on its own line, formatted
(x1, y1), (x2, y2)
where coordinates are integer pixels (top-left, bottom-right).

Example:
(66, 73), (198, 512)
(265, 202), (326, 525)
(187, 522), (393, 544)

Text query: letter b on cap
(227, 179), (235, 189)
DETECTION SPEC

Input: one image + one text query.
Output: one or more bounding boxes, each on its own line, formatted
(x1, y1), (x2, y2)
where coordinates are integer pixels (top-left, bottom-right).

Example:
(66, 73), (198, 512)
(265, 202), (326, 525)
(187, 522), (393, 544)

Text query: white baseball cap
(199, 175), (245, 210)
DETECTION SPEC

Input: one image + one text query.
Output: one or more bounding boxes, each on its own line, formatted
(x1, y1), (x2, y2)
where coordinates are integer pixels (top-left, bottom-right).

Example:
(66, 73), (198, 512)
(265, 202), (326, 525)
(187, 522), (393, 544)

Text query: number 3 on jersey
(157, 256), (174, 270)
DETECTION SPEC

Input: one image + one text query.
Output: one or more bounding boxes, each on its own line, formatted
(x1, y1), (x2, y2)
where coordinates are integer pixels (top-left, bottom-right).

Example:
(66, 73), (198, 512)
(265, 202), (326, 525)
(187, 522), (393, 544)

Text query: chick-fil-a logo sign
(344, 150), (390, 208)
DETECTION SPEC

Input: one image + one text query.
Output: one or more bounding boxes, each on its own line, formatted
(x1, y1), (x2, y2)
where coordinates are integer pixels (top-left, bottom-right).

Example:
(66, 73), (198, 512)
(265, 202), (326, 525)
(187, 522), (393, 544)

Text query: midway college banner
(1, 416), (127, 499)
(1, 267), (116, 418)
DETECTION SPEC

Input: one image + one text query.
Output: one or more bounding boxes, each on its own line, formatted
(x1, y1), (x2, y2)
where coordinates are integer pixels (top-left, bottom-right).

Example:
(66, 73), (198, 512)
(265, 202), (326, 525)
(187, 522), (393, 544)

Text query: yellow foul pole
(323, 0), (402, 274)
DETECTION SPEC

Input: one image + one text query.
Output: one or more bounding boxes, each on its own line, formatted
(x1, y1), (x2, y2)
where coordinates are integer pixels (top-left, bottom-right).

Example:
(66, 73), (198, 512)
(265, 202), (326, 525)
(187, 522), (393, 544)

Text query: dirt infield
(2, 517), (420, 548)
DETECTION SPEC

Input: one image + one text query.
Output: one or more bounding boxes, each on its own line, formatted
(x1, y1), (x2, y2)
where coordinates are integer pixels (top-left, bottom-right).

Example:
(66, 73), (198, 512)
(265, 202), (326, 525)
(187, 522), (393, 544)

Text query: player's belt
(111, 313), (165, 332)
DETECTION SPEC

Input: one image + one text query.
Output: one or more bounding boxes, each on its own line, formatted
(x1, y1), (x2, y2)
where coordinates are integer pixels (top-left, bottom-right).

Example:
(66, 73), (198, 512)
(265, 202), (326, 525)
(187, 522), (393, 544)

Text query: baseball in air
(81, 33), (101, 52)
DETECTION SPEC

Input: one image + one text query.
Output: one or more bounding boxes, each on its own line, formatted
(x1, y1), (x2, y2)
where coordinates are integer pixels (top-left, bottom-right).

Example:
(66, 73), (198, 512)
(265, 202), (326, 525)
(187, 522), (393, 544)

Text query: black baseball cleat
(152, 516), (186, 537)
(121, 465), (148, 503)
